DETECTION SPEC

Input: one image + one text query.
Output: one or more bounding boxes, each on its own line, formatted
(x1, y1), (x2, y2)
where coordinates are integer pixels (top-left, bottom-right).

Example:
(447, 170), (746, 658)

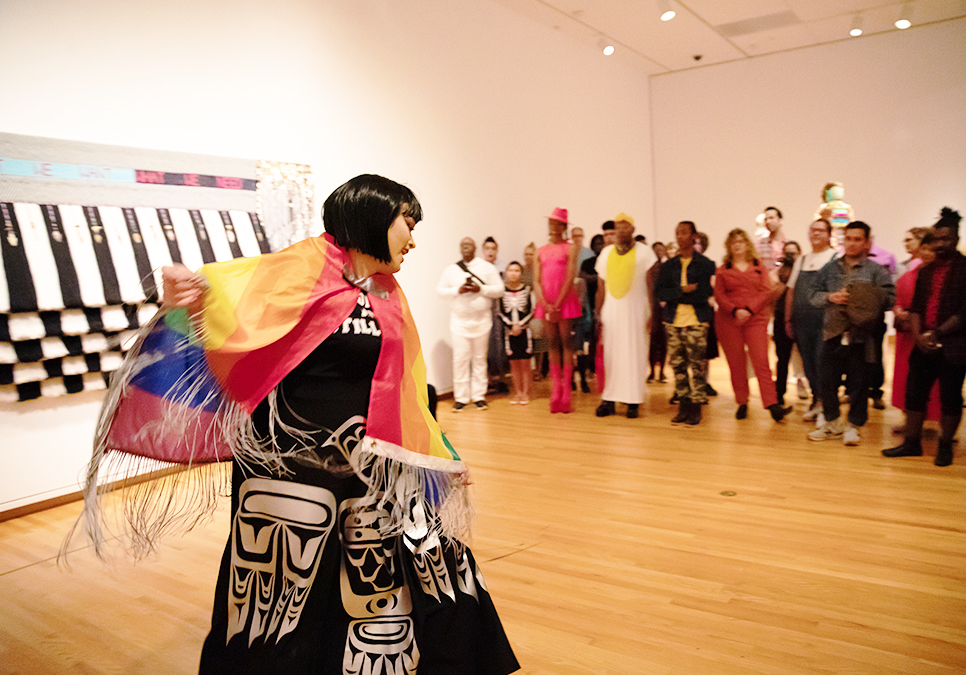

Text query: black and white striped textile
(0, 202), (271, 401)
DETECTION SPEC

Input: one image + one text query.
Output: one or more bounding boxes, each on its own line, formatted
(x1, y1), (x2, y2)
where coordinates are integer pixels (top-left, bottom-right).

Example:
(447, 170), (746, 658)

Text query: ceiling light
(895, 3), (913, 29)
(658, 0), (676, 22)
(597, 36), (615, 56)
(849, 14), (864, 37)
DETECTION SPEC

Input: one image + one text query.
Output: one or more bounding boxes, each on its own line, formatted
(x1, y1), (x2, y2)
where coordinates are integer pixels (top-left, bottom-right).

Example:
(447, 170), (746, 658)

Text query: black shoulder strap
(457, 261), (486, 284)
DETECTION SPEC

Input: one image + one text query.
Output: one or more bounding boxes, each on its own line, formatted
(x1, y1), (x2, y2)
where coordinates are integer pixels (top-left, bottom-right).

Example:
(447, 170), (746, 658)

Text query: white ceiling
(491, 0), (966, 74)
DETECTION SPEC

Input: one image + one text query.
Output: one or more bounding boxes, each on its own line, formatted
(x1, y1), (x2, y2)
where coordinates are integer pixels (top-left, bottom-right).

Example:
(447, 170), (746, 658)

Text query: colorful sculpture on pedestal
(816, 182), (854, 246)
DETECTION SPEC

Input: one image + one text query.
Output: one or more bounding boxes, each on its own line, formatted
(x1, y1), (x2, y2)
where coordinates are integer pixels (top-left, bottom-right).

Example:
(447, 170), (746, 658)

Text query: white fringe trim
(234, 413), (473, 550)
(62, 308), (472, 563)
(350, 439), (472, 550)
(61, 309), (237, 561)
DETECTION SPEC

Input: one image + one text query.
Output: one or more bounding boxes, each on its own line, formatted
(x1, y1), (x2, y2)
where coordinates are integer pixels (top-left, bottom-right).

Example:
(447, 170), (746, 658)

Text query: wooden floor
(2, 362), (965, 674)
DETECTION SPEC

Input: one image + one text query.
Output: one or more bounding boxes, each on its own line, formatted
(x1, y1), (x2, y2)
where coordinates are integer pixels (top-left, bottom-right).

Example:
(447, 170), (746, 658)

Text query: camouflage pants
(665, 323), (709, 404)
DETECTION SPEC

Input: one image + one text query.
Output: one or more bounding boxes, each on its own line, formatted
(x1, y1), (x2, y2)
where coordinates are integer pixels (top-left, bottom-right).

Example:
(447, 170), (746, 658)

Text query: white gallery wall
(0, 0), (652, 510)
(650, 18), (966, 258)
(4, 0), (964, 514)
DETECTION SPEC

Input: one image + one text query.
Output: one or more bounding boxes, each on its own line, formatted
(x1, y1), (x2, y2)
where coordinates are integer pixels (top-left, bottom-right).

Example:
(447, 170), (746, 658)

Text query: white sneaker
(802, 407), (820, 422)
(797, 379), (809, 400)
(816, 412), (826, 428)
(843, 425), (860, 446)
(808, 417), (845, 442)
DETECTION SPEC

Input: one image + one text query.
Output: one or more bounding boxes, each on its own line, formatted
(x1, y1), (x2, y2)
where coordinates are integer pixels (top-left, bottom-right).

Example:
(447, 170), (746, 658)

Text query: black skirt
(504, 327), (533, 360)
(199, 293), (519, 674)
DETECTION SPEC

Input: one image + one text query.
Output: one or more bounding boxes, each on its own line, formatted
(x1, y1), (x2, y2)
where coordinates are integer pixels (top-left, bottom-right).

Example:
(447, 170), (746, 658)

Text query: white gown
(596, 242), (656, 404)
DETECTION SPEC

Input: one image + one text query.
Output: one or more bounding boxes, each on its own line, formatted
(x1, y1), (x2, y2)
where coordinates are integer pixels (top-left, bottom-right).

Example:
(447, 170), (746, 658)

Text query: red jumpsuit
(714, 261), (779, 409)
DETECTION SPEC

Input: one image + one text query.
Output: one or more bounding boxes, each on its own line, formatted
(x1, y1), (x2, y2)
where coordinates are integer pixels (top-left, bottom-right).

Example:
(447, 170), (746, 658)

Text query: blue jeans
(793, 309), (824, 404)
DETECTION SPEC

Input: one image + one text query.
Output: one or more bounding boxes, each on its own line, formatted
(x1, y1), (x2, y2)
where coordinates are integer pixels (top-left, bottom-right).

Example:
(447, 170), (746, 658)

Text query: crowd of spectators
(436, 206), (964, 467)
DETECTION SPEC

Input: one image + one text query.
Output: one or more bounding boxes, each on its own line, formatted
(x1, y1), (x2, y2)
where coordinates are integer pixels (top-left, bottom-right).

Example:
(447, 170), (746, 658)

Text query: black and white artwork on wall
(0, 132), (296, 402)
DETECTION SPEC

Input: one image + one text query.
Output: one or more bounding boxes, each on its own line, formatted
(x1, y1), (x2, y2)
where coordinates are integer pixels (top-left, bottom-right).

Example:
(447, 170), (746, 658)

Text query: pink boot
(559, 365), (573, 413)
(549, 364), (561, 413)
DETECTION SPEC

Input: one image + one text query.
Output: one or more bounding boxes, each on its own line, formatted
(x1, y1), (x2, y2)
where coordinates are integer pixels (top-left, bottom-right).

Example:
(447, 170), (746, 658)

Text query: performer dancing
(71, 175), (519, 675)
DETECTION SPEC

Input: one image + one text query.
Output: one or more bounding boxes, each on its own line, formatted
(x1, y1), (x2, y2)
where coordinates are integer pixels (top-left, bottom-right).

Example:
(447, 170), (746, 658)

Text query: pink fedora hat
(548, 207), (569, 224)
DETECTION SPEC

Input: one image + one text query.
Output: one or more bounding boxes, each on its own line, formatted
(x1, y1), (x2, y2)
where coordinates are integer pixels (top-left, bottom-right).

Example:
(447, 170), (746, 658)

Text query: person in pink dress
(892, 230), (941, 428)
(533, 207), (581, 412)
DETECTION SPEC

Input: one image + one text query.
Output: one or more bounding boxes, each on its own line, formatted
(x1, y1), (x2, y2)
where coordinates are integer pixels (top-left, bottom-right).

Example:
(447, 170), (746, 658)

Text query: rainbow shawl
(72, 234), (467, 558)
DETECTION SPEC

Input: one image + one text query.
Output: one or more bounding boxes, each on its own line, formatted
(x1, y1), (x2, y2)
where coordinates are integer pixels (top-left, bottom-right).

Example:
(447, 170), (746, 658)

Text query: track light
(597, 36), (615, 56)
(658, 0), (676, 22)
(895, 2), (913, 29)
(849, 14), (864, 37)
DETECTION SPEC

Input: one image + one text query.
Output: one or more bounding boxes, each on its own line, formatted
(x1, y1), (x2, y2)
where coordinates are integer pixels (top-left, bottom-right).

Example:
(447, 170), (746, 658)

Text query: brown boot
(935, 439), (954, 467)
(671, 400), (689, 425)
(685, 399), (702, 426)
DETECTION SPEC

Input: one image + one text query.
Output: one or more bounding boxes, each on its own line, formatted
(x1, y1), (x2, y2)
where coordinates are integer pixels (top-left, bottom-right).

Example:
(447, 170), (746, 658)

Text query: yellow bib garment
(606, 245), (637, 299)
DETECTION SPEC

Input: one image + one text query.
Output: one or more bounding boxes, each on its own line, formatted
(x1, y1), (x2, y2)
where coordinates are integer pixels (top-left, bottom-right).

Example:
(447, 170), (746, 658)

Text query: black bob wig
(323, 174), (422, 263)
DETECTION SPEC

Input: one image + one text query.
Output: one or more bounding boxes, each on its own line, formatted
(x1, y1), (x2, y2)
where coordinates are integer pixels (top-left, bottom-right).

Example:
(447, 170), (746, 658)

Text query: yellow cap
(615, 212), (634, 226)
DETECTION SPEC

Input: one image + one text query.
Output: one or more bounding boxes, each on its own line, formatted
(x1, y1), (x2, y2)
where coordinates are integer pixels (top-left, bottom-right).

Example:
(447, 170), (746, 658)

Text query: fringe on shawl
(60, 308), (239, 561)
(62, 310), (472, 562)
(349, 438), (472, 551)
(232, 408), (474, 553)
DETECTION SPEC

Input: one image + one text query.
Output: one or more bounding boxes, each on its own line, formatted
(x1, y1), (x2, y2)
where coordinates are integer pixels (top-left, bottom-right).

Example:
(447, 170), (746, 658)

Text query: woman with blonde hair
(521, 242), (537, 287)
(714, 228), (785, 421)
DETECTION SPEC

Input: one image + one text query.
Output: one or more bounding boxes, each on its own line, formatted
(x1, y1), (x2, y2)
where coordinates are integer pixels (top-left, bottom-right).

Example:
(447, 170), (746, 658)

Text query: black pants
(774, 328), (795, 403)
(905, 349), (966, 416)
(865, 319), (887, 400)
(821, 337), (869, 427)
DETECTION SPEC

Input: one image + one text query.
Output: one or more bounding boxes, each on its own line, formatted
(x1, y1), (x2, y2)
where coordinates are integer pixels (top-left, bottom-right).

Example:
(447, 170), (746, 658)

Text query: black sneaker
(735, 404), (748, 420)
(595, 401), (615, 417)
(626, 404), (639, 419)
(705, 384), (718, 397)
(474, 400), (488, 410)
(768, 403), (786, 422)
(882, 441), (923, 458)
(452, 402), (466, 412)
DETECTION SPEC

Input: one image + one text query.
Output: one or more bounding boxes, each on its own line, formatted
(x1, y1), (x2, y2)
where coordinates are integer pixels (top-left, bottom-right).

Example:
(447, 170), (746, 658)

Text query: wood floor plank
(1, 363), (964, 674)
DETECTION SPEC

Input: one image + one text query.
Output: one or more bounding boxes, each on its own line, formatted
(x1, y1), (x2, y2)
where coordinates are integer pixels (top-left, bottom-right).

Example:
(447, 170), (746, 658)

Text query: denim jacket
(810, 255), (895, 342)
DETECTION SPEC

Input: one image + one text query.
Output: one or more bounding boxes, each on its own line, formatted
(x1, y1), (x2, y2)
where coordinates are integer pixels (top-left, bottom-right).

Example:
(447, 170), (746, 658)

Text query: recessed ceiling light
(849, 14), (864, 37)
(659, 0), (676, 22)
(597, 36), (615, 56)
(895, 2), (913, 29)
